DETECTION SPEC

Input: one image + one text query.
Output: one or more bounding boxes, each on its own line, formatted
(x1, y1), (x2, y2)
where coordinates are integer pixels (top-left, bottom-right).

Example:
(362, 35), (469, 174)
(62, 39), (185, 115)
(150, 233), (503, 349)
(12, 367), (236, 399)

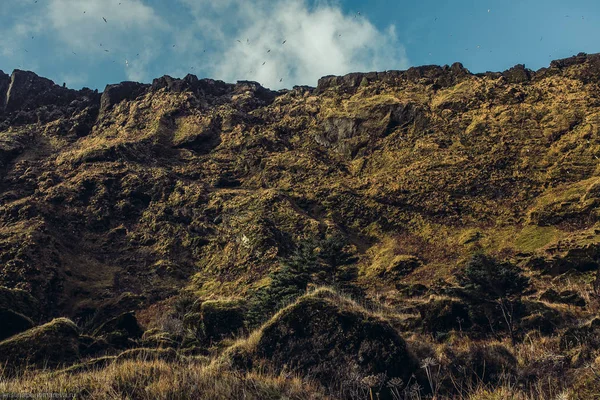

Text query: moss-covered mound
(0, 318), (80, 371)
(230, 289), (417, 389)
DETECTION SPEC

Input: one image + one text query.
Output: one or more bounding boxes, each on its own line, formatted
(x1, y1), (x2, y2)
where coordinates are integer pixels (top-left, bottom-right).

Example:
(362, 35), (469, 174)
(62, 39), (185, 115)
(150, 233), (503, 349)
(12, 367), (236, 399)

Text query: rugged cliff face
(3, 53), (600, 398)
(1, 53), (600, 321)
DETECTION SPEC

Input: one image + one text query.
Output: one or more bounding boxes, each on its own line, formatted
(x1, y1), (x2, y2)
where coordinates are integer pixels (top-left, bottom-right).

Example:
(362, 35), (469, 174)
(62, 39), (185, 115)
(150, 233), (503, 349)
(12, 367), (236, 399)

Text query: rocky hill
(2, 53), (600, 398)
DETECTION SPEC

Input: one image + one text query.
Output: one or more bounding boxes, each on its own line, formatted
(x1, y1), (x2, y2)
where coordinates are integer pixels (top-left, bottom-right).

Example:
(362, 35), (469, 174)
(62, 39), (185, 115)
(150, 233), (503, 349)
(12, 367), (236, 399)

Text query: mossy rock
(234, 289), (417, 389)
(0, 308), (34, 341)
(92, 312), (143, 349)
(418, 298), (471, 336)
(200, 299), (247, 341)
(0, 318), (80, 371)
(0, 286), (40, 322)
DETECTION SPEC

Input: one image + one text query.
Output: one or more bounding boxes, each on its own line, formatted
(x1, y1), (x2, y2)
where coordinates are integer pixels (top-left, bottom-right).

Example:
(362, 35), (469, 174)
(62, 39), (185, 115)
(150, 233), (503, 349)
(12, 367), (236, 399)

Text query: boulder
(0, 318), (80, 371)
(92, 312), (143, 349)
(230, 289), (417, 389)
(99, 81), (149, 115)
(0, 308), (34, 341)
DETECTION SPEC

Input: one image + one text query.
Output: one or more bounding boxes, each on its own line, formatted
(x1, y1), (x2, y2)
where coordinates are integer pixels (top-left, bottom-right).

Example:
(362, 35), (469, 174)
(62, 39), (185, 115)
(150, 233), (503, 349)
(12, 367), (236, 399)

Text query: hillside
(2, 53), (600, 398)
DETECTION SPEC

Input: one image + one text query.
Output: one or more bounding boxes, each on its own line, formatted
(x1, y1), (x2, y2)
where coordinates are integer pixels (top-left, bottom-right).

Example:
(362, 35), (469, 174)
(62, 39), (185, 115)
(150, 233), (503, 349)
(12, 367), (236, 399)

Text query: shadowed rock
(92, 312), (144, 349)
(100, 81), (149, 115)
(229, 289), (417, 389)
(0, 318), (80, 371)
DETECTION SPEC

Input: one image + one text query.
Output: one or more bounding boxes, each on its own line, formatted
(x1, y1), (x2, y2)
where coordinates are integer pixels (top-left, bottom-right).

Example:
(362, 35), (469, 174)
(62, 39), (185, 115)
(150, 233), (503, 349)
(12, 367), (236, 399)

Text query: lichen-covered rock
(0, 318), (80, 371)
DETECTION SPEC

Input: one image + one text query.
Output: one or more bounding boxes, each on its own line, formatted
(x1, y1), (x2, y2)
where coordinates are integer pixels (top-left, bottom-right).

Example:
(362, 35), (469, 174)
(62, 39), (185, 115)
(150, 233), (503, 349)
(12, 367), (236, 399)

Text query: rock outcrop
(0, 318), (80, 371)
(229, 290), (417, 389)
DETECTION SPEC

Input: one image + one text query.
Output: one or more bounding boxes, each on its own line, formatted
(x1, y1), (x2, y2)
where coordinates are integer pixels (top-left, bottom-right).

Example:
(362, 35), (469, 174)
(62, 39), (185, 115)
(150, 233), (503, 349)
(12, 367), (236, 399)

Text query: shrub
(247, 235), (359, 328)
(459, 253), (530, 344)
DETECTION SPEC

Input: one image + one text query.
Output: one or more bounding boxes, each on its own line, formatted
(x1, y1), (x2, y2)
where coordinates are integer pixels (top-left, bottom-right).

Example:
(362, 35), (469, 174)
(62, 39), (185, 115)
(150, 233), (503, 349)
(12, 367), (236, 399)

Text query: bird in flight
(103, 17), (107, 23)
(282, 40), (287, 44)
(267, 49), (271, 53)
(262, 62), (266, 65)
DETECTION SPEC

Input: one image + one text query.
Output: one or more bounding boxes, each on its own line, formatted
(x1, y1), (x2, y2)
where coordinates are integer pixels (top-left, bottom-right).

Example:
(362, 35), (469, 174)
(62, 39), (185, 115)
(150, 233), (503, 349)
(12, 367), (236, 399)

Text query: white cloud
(0, 0), (408, 90)
(0, 0), (167, 84)
(180, 0), (409, 89)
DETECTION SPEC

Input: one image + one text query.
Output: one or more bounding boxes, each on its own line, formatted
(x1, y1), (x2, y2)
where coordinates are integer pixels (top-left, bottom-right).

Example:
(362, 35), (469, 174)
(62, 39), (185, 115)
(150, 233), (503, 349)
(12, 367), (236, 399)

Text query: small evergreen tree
(459, 253), (529, 344)
(247, 235), (358, 328)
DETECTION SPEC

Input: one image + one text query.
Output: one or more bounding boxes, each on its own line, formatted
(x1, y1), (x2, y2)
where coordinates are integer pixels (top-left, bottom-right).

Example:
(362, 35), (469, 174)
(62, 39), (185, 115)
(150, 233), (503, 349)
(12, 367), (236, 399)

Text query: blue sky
(0, 0), (598, 91)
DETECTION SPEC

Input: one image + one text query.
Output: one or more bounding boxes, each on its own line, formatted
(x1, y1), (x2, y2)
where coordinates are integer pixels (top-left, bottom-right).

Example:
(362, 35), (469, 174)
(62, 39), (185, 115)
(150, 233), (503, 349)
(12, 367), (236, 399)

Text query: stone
(0, 318), (80, 371)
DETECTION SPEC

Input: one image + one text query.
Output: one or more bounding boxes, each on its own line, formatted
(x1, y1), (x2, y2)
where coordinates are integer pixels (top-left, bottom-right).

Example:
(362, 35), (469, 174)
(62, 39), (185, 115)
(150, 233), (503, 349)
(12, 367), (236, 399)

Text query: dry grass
(0, 357), (326, 399)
